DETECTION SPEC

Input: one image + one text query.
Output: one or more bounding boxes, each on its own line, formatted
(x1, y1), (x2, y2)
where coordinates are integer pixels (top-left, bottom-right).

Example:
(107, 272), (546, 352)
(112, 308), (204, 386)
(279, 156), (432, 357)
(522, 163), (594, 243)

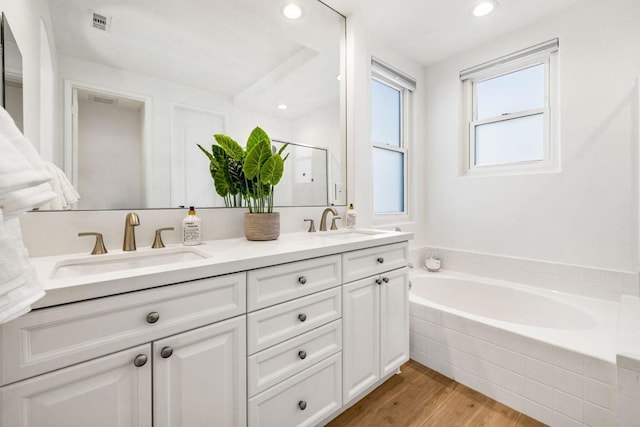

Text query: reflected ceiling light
(282, 3), (303, 20)
(277, 104), (288, 110)
(336, 74), (341, 81)
(472, 0), (498, 17)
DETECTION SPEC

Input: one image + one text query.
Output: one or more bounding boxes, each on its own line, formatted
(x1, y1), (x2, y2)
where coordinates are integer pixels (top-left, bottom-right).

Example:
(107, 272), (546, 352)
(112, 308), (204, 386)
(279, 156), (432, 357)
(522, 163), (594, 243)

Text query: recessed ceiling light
(472, 0), (498, 17)
(277, 104), (288, 110)
(281, 4), (303, 20)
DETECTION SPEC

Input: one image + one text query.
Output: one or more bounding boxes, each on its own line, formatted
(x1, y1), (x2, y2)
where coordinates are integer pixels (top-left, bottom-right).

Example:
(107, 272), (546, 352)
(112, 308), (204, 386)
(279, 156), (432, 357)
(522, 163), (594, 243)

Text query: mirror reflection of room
(29, 0), (346, 211)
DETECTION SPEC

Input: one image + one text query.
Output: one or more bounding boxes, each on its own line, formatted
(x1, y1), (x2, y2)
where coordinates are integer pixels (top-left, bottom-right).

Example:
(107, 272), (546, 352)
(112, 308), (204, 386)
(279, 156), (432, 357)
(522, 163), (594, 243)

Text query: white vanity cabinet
(246, 256), (343, 427)
(1, 344), (153, 427)
(0, 273), (247, 427)
(342, 243), (410, 405)
(1, 232), (412, 426)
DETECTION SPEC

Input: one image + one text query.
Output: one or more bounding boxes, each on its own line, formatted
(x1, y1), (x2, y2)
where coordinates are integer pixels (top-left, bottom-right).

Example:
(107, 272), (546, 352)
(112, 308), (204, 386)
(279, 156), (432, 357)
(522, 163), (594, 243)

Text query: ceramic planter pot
(244, 212), (280, 241)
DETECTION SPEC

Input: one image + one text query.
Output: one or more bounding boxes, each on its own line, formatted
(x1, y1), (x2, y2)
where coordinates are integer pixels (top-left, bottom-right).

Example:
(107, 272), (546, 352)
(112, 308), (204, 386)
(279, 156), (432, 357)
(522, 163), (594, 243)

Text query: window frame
(461, 42), (559, 176)
(371, 69), (411, 217)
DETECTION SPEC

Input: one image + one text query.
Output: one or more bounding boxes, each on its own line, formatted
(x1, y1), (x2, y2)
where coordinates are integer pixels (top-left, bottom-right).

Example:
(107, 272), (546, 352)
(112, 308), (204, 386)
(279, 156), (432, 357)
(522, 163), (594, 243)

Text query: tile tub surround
(616, 296), (640, 427)
(409, 246), (640, 300)
(409, 302), (617, 426)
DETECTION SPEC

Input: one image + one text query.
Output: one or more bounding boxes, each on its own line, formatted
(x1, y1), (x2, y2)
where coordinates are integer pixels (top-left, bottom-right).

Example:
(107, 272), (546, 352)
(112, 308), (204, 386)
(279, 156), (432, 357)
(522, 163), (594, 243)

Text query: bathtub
(408, 270), (620, 426)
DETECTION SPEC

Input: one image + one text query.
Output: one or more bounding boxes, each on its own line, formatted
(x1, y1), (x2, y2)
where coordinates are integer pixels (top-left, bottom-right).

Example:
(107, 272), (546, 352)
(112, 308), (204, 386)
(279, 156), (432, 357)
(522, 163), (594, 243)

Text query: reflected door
(170, 105), (226, 208)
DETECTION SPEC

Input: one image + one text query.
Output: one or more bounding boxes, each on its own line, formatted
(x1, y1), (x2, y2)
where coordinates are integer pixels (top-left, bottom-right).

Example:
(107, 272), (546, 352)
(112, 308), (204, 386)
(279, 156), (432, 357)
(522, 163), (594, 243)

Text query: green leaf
(246, 127), (270, 154)
(260, 154), (284, 185)
(214, 134), (244, 160)
(276, 143), (289, 156)
(213, 167), (231, 197)
(197, 144), (213, 161)
(210, 144), (228, 164)
(244, 140), (272, 180)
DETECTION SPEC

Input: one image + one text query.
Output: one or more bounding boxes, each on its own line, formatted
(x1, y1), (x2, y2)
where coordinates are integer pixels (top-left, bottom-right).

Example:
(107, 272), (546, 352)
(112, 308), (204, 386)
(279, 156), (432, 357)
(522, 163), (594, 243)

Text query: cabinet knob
(298, 276), (307, 285)
(375, 278), (383, 285)
(377, 257), (385, 264)
(298, 313), (307, 322)
(382, 276), (390, 283)
(160, 346), (174, 359)
(146, 312), (160, 324)
(133, 354), (148, 367)
(298, 350), (307, 360)
(298, 400), (307, 410)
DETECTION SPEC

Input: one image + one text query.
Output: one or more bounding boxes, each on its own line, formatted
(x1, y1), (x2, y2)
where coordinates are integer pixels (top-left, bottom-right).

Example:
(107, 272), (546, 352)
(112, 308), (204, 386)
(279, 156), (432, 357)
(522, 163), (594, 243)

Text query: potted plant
(197, 127), (288, 240)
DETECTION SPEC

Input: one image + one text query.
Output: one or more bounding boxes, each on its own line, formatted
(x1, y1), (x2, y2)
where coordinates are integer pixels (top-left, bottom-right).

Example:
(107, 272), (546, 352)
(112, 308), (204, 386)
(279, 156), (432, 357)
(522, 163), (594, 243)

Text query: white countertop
(30, 229), (413, 309)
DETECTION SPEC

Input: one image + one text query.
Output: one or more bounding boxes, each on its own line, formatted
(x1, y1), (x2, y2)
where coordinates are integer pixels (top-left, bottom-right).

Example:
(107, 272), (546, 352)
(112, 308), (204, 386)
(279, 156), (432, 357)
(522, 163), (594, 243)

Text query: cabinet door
(0, 344), (152, 427)
(342, 277), (380, 404)
(380, 268), (410, 377)
(153, 316), (247, 427)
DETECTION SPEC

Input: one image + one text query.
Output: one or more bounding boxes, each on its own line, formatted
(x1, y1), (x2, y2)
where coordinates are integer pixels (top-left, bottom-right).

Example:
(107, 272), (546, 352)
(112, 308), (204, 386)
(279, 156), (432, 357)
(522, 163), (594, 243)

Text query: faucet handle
(304, 219), (316, 232)
(78, 232), (108, 255)
(330, 216), (341, 231)
(151, 227), (174, 249)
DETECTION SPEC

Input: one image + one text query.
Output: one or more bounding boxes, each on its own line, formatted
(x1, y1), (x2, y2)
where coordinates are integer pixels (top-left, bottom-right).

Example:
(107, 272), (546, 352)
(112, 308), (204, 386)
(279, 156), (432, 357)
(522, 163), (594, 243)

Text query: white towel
(0, 108), (56, 218)
(40, 162), (80, 210)
(0, 107), (51, 324)
(0, 215), (44, 324)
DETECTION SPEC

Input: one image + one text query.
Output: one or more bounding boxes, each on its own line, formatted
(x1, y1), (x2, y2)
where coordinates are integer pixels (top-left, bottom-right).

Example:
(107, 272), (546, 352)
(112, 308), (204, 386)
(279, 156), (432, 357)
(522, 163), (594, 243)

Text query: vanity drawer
(0, 273), (246, 386)
(247, 287), (341, 355)
(247, 255), (341, 311)
(342, 242), (408, 283)
(248, 319), (341, 397)
(248, 352), (342, 427)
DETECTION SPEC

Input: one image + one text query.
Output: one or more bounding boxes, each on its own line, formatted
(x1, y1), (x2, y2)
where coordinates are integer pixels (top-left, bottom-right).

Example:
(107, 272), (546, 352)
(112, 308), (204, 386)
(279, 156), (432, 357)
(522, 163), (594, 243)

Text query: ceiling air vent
(91, 11), (112, 32)
(88, 94), (118, 105)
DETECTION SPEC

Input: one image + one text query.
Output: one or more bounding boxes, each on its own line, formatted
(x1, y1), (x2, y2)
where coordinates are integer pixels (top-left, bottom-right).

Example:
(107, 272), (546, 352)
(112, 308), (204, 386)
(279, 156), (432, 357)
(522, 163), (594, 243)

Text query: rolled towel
(1, 183), (57, 218)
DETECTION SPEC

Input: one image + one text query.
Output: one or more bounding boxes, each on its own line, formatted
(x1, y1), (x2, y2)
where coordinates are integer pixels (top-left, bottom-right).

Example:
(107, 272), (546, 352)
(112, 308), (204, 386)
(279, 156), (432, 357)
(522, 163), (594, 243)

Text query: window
(461, 39), (558, 174)
(371, 58), (415, 214)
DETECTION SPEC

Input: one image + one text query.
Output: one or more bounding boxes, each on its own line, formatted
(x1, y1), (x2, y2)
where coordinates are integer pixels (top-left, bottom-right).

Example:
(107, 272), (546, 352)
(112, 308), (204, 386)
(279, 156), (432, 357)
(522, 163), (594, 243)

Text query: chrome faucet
(319, 207), (338, 231)
(123, 212), (140, 251)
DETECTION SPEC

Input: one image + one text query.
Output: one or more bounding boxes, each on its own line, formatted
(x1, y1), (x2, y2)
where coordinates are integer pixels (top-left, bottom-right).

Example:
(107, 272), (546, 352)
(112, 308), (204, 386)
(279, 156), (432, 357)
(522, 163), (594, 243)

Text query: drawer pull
(160, 346), (174, 359)
(377, 257), (385, 264)
(375, 278), (383, 285)
(298, 400), (307, 410)
(298, 350), (307, 360)
(146, 312), (160, 324)
(133, 354), (148, 367)
(298, 313), (307, 322)
(382, 276), (390, 283)
(298, 276), (307, 285)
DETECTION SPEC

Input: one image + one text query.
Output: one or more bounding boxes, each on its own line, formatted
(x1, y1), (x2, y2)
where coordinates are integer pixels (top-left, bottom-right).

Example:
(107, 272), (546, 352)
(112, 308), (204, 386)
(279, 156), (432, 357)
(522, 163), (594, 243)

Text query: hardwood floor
(327, 360), (546, 427)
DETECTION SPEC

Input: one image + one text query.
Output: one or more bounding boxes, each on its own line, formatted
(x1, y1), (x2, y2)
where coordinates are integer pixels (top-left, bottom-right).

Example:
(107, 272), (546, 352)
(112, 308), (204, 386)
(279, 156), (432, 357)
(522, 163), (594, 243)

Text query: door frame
(63, 79), (152, 204)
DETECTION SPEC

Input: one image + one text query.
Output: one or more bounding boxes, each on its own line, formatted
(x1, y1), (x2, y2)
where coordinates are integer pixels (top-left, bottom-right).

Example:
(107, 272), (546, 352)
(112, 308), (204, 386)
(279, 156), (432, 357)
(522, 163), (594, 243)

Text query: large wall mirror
(39, 0), (346, 210)
(1, 13), (23, 132)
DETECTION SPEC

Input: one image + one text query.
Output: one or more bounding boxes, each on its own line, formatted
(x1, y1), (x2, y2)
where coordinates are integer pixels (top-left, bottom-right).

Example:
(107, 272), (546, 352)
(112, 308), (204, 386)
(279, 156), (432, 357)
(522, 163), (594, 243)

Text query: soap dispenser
(182, 206), (202, 245)
(345, 204), (357, 229)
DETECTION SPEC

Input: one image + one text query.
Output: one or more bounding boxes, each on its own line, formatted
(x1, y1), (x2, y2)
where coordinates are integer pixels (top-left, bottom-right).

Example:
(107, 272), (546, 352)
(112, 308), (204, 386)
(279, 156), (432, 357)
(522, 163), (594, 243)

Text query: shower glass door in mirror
(39, 0), (346, 210)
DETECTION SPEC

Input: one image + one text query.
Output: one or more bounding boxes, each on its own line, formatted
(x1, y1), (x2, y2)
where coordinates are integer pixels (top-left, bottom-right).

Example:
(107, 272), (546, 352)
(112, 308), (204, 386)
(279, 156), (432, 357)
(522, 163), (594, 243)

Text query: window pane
(373, 147), (404, 213)
(371, 79), (401, 147)
(476, 64), (545, 120)
(474, 114), (544, 166)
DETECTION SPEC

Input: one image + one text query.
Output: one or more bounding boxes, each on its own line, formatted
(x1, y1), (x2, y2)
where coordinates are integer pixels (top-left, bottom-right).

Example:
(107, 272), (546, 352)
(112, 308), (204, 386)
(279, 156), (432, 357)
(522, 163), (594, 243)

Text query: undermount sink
(51, 247), (210, 279)
(316, 229), (386, 240)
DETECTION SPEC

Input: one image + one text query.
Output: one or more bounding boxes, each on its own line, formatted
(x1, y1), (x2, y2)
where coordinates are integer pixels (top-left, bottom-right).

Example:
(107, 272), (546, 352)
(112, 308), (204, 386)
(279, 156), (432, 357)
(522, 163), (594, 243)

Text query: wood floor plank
(327, 361), (547, 427)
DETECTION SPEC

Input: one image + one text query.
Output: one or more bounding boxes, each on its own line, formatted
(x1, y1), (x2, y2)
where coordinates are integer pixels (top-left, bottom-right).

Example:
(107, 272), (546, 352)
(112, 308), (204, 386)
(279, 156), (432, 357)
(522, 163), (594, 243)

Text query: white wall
(424, 0), (640, 271)
(0, 0), (57, 152)
(345, 17), (428, 248)
(76, 99), (143, 210)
